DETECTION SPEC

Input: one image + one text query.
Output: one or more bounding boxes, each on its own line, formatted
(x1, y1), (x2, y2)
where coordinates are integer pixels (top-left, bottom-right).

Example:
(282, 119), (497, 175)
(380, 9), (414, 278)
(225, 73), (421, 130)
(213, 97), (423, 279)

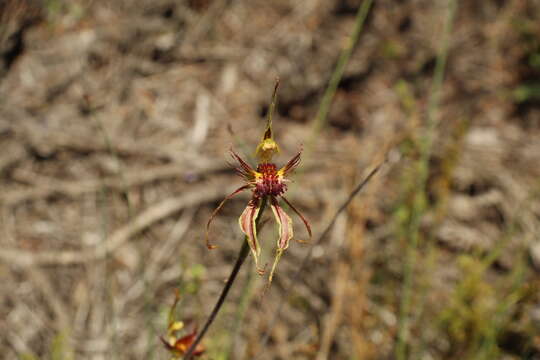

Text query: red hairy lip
(254, 163), (286, 198)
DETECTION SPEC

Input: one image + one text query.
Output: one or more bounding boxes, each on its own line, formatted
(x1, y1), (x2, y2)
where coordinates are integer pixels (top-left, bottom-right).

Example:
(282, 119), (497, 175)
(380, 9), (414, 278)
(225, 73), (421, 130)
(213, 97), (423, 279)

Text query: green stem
(183, 197), (267, 360)
(308, 0), (373, 150)
(395, 1), (457, 359)
(225, 259), (256, 359)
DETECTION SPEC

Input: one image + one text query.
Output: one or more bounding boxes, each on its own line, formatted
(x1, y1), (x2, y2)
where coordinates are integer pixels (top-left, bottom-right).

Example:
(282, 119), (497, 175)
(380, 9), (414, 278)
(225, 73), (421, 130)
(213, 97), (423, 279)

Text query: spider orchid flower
(161, 291), (205, 358)
(205, 80), (311, 283)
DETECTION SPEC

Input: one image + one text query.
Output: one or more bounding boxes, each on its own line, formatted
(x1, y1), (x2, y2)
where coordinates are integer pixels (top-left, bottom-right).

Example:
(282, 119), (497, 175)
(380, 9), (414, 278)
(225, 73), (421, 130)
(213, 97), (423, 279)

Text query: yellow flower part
(255, 136), (280, 163)
(255, 78), (280, 163)
(161, 291), (205, 358)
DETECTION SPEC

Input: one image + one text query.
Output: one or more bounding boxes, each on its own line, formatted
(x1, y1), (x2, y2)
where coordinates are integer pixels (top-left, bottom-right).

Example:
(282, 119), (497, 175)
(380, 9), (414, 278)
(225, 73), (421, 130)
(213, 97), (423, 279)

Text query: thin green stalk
(395, 2), (457, 359)
(183, 198), (268, 360)
(307, 0), (373, 152)
(225, 261), (256, 360)
(477, 256), (526, 358)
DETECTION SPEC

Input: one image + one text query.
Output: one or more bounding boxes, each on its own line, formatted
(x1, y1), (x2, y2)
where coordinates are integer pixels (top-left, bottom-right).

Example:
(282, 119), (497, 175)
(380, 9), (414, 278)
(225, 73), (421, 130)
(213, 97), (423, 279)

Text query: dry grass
(1, 0), (540, 359)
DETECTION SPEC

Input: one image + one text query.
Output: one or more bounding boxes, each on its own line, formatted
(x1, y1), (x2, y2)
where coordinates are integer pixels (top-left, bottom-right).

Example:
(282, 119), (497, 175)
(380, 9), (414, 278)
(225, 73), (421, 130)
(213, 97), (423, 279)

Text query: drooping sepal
(268, 196), (294, 283)
(268, 248), (284, 285)
(270, 197), (294, 250)
(239, 198), (262, 269)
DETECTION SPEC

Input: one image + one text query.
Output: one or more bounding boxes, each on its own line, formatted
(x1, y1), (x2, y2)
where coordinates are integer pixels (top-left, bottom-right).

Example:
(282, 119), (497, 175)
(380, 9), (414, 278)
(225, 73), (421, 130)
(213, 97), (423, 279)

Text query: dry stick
(316, 261), (349, 360)
(0, 184), (234, 267)
(257, 162), (383, 352)
(183, 197), (268, 360)
(3, 161), (226, 206)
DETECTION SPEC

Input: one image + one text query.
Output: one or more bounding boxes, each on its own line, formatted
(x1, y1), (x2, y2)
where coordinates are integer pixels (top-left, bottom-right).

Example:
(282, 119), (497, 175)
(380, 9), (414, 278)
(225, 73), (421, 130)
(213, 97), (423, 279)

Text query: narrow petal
(206, 185), (250, 249)
(281, 195), (312, 239)
(239, 198), (262, 269)
(268, 197), (293, 283)
(268, 248), (283, 285)
(230, 149), (257, 182)
(278, 150), (302, 176)
(230, 149), (255, 174)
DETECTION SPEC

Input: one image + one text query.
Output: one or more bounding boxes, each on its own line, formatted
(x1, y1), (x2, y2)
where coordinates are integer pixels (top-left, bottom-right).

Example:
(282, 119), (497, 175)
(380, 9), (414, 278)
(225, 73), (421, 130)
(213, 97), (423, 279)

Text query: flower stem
(183, 197), (268, 360)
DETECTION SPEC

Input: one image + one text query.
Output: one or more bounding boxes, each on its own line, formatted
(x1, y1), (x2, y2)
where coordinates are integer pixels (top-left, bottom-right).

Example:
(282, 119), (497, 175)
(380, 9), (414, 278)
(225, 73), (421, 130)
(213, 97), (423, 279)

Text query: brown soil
(1, 0), (539, 359)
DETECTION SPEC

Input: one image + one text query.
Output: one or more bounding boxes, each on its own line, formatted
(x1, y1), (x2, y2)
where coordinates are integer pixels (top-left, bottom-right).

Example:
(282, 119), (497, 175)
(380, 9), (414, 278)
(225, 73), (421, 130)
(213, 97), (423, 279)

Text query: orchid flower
(161, 290), (205, 358)
(206, 79), (311, 283)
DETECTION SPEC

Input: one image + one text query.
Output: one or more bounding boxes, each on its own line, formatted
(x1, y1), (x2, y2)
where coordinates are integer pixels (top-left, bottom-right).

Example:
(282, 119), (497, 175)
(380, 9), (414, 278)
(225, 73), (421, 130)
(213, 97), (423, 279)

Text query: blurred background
(1, 0), (539, 359)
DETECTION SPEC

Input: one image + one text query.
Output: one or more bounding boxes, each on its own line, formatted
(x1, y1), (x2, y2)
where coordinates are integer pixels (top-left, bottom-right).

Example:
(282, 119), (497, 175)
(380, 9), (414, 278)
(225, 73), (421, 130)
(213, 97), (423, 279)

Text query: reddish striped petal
(239, 198), (262, 268)
(269, 197), (293, 283)
(278, 150), (301, 176)
(230, 149), (256, 180)
(270, 198), (293, 250)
